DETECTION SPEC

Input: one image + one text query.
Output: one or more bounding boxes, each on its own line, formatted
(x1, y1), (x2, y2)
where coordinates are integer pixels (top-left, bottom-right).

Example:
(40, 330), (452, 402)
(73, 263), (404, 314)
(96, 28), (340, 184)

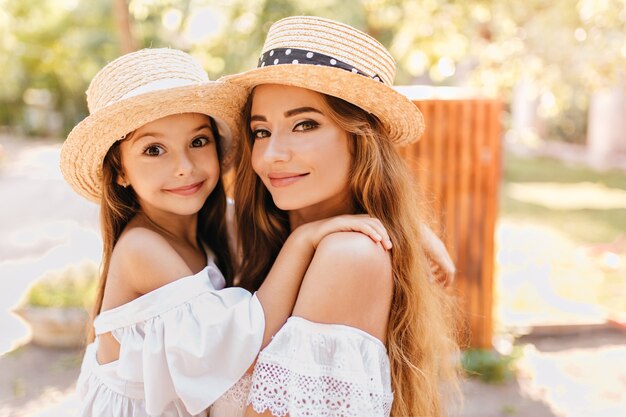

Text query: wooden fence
(398, 97), (503, 349)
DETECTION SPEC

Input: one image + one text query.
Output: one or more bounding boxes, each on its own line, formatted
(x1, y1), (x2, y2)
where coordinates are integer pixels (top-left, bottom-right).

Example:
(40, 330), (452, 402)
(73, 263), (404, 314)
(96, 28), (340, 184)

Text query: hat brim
(61, 81), (246, 202)
(222, 64), (424, 146)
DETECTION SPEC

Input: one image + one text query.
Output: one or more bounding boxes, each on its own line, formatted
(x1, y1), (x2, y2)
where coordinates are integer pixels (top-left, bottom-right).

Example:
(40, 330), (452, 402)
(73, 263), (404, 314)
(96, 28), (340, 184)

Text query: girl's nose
(175, 151), (194, 176)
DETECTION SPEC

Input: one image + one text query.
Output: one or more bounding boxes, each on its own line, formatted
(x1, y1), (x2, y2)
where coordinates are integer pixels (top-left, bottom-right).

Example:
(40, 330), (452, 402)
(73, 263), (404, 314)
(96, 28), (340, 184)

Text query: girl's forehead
(132, 113), (212, 134)
(141, 112), (211, 128)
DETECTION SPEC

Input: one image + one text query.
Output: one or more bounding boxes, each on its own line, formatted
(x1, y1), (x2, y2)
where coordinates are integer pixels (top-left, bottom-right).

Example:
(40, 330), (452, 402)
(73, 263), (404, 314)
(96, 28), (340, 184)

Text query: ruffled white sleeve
(247, 316), (393, 417)
(93, 263), (265, 416)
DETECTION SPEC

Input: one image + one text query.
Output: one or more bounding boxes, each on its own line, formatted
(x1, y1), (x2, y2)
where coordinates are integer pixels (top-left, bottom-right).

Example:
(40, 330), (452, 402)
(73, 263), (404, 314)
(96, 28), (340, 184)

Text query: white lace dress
(210, 316), (393, 417)
(76, 261), (265, 417)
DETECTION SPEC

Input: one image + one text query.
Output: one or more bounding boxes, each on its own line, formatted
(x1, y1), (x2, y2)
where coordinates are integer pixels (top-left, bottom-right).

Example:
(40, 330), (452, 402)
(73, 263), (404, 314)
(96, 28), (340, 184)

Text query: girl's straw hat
(61, 48), (247, 202)
(223, 16), (424, 145)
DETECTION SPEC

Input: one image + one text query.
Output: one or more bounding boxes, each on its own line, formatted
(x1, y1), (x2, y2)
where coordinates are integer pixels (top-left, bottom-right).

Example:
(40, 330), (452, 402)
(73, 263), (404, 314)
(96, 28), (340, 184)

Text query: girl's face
(118, 113), (220, 217)
(250, 84), (353, 220)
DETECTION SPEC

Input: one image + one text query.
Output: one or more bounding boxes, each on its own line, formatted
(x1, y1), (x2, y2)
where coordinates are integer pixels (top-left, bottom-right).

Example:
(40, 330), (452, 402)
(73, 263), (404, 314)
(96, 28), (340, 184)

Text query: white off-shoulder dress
(76, 260), (265, 417)
(210, 316), (393, 417)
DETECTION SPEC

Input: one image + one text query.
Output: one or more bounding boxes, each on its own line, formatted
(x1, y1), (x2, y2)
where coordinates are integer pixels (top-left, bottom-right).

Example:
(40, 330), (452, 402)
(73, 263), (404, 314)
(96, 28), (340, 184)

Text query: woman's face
(250, 84), (353, 219)
(118, 113), (220, 217)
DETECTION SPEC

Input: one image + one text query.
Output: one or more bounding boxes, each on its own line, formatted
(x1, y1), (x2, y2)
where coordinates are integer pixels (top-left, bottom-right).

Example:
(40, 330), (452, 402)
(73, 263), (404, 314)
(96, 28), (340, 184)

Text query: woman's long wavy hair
(235, 91), (461, 416)
(88, 115), (234, 342)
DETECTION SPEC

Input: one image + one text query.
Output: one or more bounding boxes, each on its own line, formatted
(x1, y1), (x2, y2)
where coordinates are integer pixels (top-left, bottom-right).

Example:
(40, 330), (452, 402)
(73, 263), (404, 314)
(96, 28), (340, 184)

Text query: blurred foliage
(0, 0), (119, 133)
(1, 0), (625, 139)
(24, 260), (98, 308)
(462, 346), (522, 384)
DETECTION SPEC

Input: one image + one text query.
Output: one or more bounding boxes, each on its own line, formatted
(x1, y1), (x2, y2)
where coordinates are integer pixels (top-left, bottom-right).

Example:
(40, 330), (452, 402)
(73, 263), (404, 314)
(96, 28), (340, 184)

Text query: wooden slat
(445, 101), (459, 256)
(468, 101), (485, 348)
(457, 100), (473, 344)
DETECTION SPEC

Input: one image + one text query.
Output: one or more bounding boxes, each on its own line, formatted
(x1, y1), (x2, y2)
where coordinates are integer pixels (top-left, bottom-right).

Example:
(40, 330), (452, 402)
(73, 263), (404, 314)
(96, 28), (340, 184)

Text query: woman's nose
(263, 133), (291, 163)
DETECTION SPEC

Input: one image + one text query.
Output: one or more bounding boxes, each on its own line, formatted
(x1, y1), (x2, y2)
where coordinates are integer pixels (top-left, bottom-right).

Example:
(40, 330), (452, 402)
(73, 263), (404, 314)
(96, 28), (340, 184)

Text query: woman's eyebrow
(284, 107), (322, 117)
(250, 107), (323, 123)
(250, 115), (267, 122)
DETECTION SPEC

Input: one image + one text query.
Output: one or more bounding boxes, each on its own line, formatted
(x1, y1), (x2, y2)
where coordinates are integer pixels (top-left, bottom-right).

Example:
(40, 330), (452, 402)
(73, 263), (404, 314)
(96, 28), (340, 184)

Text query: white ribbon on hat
(119, 78), (204, 102)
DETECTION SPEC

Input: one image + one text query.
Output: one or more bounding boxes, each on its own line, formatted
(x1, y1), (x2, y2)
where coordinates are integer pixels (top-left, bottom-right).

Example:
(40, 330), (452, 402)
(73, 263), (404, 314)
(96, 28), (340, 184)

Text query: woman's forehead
(251, 84), (326, 112)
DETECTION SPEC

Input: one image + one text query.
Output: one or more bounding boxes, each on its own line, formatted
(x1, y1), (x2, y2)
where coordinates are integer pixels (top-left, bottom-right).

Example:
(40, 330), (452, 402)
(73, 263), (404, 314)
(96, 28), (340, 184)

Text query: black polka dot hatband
(223, 16), (424, 146)
(257, 48), (383, 82)
(61, 48), (248, 202)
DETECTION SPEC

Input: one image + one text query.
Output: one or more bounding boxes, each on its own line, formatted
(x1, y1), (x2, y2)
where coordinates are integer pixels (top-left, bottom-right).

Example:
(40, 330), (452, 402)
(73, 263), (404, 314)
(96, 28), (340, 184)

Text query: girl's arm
(254, 215), (392, 349)
(420, 223), (456, 287)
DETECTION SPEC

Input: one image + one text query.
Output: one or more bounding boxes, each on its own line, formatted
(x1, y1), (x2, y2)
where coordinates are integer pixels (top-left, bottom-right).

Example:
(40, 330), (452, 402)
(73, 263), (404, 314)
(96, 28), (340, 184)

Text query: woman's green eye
(294, 121), (319, 131)
(253, 129), (270, 139)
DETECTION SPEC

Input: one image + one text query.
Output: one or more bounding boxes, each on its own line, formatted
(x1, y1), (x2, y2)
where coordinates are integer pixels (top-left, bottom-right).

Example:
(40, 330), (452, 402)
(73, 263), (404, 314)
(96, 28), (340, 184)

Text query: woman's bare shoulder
(292, 232), (393, 340)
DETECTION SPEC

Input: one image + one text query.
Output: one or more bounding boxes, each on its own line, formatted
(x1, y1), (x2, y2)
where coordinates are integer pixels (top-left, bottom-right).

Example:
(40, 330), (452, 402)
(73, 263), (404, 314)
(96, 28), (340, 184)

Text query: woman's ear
(116, 174), (129, 188)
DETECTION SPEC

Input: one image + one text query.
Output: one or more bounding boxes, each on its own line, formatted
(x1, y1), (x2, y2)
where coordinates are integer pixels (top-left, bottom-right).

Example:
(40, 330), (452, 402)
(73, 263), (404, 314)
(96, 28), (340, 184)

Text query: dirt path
(0, 345), (82, 417)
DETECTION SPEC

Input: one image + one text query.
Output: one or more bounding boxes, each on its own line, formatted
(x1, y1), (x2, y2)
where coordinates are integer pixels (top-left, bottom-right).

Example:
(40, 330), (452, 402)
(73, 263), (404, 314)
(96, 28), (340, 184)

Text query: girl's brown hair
(88, 115), (234, 341)
(235, 91), (460, 416)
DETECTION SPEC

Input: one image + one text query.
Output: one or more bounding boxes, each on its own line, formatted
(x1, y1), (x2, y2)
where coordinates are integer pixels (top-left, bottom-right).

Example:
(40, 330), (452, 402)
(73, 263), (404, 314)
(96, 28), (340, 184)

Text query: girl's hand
(294, 215), (392, 251)
(420, 223), (455, 287)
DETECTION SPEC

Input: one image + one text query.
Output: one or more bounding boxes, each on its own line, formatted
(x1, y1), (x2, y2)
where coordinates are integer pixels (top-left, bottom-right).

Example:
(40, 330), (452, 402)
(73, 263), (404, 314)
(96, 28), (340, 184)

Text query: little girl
(60, 48), (392, 417)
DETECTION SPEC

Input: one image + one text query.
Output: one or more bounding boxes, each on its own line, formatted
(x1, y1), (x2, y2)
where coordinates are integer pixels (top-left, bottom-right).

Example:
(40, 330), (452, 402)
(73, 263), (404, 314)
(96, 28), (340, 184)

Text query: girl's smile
(163, 180), (207, 196)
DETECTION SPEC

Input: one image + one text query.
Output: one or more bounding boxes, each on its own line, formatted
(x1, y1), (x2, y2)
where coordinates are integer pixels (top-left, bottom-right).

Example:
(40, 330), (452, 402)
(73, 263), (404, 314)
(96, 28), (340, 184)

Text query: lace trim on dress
(247, 362), (393, 417)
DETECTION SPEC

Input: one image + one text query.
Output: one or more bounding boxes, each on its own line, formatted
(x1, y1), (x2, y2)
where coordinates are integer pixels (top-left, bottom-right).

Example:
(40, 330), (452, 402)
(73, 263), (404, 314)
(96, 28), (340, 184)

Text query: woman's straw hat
(61, 48), (247, 202)
(223, 16), (424, 145)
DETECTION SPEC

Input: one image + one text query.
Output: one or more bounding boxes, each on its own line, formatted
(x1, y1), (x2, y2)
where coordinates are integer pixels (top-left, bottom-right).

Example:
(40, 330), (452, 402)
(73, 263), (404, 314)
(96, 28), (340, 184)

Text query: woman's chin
(269, 194), (310, 212)
(271, 199), (301, 211)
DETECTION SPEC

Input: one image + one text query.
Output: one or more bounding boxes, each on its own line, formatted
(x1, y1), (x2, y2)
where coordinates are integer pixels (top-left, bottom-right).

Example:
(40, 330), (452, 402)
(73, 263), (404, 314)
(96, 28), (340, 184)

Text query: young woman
(221, 16), (461, 417)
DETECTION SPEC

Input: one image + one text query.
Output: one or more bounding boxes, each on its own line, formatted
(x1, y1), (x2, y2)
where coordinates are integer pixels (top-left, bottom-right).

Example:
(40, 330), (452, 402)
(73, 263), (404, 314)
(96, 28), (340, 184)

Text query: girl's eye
(191, 136), (210, 148)
(294, 120), (319, 132)
(252, 129), (271, 140)
(144, 145), (164, 156)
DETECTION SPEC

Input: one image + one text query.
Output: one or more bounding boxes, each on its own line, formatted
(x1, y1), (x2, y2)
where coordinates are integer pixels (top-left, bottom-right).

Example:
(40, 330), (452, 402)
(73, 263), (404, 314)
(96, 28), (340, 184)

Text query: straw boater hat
(61, 48), (247, 202)
(223, 16), (424, 145)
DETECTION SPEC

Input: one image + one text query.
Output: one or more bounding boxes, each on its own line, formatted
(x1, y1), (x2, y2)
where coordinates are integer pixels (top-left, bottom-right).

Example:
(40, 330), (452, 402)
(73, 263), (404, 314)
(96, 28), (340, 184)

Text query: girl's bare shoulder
(109, 226), (193, 295)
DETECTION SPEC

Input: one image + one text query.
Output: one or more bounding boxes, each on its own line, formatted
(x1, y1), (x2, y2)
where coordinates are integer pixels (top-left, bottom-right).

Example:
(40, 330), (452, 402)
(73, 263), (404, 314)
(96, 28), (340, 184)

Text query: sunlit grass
(506, 182), (626, 210)
(501, 154), (626, 244)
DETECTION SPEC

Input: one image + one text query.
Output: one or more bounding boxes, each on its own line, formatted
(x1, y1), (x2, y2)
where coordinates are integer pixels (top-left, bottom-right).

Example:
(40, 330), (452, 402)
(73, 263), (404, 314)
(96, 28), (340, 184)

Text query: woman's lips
(165, 180), (205, 196)
(268, 172), (309, 188)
